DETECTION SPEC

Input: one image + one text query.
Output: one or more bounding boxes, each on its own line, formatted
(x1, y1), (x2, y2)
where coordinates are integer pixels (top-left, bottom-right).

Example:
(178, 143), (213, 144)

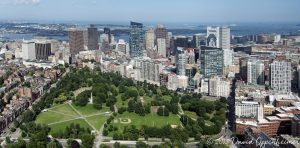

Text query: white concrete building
(168, 73), (178, 91)
(207, 26), (230, 50)
(177, 75), (188, 89)
(157, 38), (166, 57)
(145, 28), (155, 50)
(247, 59), (265, 85)
(235, 101), (264, 120)
(274, 34), (281, 43)
(269, 57), (291, 94)
(116, 39), (129, 56)
(22, 41), (36, 60)
(138, 58), (163, 85)
(223, 48), (233, 66)
(200, 79), (209, 94)
(208, 76), (230, 97)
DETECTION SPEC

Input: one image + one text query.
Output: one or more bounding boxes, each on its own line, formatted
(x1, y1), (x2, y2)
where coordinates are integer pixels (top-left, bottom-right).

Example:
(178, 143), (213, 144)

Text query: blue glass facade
(129, 21), (144, 58)
(200, 46), (224, 78)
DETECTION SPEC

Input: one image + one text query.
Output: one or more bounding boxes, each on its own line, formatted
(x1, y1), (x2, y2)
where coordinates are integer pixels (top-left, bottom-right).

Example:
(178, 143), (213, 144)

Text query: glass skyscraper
(200, 46), (224, 78)
(129, 21), (144, 58)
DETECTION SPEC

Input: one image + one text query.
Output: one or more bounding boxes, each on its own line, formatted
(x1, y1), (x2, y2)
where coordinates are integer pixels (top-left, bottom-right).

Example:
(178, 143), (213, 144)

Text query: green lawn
(109, 112), (181, 135)
(35, 102), (111, 135)
(49, 119), (92, 135)
(86, 114), (110, 130)
(49, 104), (79, 116)
(36, 110), (76, 124)
(72, 103), (110, 116)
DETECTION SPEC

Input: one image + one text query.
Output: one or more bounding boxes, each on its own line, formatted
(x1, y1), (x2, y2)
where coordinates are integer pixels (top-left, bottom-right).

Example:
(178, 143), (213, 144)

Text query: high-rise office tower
(207, 26), (230, 49)
(298, 66), (300, 90)
(155, 24), (167, 39)
(104, 27), (111, 43)
(35, 41), (51, 60)
(173, 36), (189, 55)
(247, 59), (265, 85)
(176, 47), (187, 76)
(22, 41), (36, 60)
(269, 56), (292, 94)
(140, 59), (163, 83)
(87, 25), (99, 50)
(166, 32), (172, 56)
(155, 24), (167, 58)
(129, 21), (144, 58)
(68, 29), (84, 56)
(200, 46), (224, 78)
(157, 38), (166, 57)
(145, 28), (155, 50)
(193, 33), (206, 48)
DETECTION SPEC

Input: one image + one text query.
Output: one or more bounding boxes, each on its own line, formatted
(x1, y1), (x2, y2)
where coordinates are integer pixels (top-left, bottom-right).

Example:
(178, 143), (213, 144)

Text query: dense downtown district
(0, 1), (300, 147)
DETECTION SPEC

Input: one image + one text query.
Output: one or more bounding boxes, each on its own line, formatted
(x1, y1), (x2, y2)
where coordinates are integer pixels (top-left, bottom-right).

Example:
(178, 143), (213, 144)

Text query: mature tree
(22, 110), (35, 123)
(67, 139), (80, 148)
(93, 97), (103, 110)
(139, 88), (145, 96)
(47, 139), (62, 148)
(157, 106), (169, 116)
(81, 133), (95, 148)
(135, 102), (145, 116)
(54, 93), (67, 104)
(169, 128), (189, 143)
(125, 88), (138, 98)
(127, 100), (135, 112)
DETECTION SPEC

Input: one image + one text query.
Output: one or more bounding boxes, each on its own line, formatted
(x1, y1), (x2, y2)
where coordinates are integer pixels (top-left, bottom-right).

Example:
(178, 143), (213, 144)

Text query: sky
(0, 0), (299, 24)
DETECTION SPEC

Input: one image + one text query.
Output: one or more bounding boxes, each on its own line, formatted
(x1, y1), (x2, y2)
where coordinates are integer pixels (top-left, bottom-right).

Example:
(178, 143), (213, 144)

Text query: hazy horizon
(0, 0), (299, 23)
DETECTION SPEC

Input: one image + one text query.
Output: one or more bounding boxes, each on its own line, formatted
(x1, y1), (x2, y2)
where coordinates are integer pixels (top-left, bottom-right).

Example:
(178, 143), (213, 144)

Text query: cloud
(0, 0), (41, 5)
(13, 0), (41, 5)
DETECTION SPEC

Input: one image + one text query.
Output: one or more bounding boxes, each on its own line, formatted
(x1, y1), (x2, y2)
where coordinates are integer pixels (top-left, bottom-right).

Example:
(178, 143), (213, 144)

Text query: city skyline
(0, 0), (299, 23)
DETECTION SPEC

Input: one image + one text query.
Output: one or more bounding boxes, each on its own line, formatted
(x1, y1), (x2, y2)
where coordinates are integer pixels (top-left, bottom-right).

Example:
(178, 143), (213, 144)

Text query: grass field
(108, 112), (181, 136)
(35, 102), (110, 135)
(71, 103), (110, 116)
(86, 114), (109, 130)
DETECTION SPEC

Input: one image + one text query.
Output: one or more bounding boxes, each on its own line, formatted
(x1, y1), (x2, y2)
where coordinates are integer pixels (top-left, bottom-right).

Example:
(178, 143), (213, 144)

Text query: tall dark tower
(129, 21), (144, 58)
(87, 24), (99, 50)
(104, 27), (111, 43)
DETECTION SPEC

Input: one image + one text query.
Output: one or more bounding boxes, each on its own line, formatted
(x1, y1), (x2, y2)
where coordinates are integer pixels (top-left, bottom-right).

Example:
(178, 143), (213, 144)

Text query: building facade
(87, 25), (99, 50)
(247, 59), (265, 85)
(176, 47), (187, 76)
(269, 56), (292, 94)
(22, 41), (36, 60)
(157, 38), (166, 57)
(200, 46), (224, 78)
(207, 26), (230, 50)
(68, 29), (84, 56)
(129, 22), (144, 58)
(145, 28), (155, 51)
(209, 76), (231, 97)
(235, 101), (264, 119)
(35, 42), (51, 60)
